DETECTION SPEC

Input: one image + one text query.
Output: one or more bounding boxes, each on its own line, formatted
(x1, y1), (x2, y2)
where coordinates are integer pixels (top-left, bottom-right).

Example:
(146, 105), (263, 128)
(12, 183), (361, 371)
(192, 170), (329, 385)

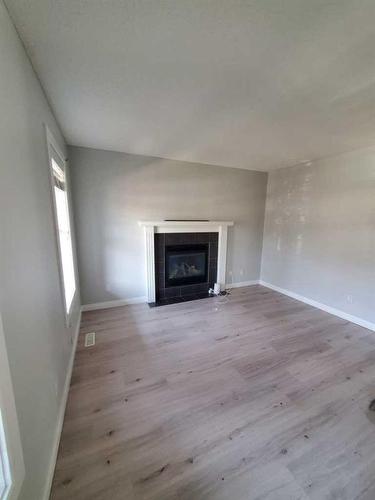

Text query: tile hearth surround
(155, 232), (218, 305)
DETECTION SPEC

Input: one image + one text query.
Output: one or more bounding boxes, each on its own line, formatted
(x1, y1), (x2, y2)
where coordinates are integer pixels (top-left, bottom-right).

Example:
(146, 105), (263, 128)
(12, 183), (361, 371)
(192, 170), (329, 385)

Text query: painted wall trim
(42, 310), (82, 500)
(226, 280), (259, 288)
(81, 296), (147, 311)
(81, 285), (265, 310)
(45, 124), (78, 329)
(259, 280), (375, 332)
(81, 285), (266, 311)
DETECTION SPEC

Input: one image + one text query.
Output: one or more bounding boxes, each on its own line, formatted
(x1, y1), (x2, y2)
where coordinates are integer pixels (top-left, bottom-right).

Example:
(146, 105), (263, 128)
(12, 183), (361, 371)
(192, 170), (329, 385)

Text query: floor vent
(84, 332), (96, 347)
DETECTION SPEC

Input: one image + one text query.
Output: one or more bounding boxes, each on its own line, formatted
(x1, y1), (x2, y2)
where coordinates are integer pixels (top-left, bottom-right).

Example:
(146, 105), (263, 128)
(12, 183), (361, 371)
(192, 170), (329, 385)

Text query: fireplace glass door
(165, 244), (209, 287)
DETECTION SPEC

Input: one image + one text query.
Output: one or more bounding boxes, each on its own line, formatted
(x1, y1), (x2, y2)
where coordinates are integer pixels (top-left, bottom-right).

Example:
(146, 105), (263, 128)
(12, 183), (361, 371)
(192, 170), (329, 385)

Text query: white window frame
(45, 125), (77, 327)
(0, 313), (25, 500)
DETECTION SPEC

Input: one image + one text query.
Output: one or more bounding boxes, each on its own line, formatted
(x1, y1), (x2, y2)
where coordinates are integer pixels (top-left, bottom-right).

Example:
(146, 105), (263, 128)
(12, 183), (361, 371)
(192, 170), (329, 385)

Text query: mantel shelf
(138, 220), (234, 227)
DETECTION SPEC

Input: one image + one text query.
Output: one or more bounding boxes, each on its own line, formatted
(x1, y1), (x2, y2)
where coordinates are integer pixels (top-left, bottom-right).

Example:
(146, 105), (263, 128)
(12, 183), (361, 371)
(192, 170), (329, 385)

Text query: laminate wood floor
(51, 285), (375, 500)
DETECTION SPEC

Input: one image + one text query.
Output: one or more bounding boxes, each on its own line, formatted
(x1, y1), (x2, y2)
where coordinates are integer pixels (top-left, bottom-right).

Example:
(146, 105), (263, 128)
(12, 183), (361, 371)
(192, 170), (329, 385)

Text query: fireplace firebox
(165, 244), (208, 287)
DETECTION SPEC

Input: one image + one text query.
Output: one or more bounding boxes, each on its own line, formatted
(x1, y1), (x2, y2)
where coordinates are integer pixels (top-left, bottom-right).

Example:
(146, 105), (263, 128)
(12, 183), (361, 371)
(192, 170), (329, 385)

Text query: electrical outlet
(347, 294), (353, 304)
(240, 269), (244, 276)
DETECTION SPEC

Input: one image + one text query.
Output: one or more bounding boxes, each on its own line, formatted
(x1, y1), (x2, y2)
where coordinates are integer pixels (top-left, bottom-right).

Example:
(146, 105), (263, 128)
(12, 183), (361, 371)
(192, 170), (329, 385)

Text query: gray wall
(261, 148), (375, 324)
(0, 3), (80, 499)
(69, 146), (268, 305)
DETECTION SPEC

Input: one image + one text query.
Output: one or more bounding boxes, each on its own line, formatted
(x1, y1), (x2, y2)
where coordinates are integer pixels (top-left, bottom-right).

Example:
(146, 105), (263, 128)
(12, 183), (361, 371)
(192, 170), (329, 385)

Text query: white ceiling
(6, 0), (375, 171)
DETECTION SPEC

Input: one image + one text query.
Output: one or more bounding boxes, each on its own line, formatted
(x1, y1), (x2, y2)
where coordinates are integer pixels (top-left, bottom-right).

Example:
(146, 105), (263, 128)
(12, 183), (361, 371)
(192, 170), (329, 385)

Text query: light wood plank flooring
(51, 285), (375, 500)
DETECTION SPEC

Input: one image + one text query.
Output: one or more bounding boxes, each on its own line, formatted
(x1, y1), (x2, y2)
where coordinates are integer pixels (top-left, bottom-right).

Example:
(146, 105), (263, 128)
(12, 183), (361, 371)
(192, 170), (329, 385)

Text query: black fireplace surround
(154, 232), (218, 305)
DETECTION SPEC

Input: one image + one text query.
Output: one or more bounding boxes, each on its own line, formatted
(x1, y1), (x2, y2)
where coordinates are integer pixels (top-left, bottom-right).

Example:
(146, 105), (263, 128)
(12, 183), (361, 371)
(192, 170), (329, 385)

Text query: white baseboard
(82, 286), (263, 310)
(84, 287), (266, 308)
(81, 296), (147, 311)
(226, 280), (259, 289)
(259, 280), (375, 332)
(42, 309), (82, 500)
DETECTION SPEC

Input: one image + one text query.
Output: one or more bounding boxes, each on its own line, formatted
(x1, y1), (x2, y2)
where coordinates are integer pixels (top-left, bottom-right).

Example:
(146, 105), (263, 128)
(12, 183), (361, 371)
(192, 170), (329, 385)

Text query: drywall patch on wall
(261, 147), (375, 325)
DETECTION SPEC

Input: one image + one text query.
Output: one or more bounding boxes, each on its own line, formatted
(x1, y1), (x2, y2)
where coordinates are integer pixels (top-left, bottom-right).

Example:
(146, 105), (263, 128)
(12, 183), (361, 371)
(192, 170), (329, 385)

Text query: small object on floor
(369, 399), (375, 412)
(209, 283), (232, 297)
(210, 288), (231, 297)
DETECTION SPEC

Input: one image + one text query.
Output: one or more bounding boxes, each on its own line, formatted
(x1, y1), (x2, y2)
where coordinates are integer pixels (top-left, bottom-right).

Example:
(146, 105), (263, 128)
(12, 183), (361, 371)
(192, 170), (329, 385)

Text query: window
(0, 410), (11, 500)
(0, 313), (25, 500)
(46, 127), (77, 323)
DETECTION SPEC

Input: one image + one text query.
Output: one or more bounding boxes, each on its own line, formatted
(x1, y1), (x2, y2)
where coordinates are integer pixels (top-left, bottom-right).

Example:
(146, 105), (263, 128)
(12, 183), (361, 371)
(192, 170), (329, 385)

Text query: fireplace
(154, 232), (218, 305)
(138, 220), (233, 305)
(165, 244), (208, 287)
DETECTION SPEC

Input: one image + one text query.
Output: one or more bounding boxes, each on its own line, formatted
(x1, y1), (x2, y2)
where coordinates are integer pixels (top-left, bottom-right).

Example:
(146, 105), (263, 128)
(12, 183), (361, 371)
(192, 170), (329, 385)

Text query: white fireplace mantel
(138, 220), (234, 303)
